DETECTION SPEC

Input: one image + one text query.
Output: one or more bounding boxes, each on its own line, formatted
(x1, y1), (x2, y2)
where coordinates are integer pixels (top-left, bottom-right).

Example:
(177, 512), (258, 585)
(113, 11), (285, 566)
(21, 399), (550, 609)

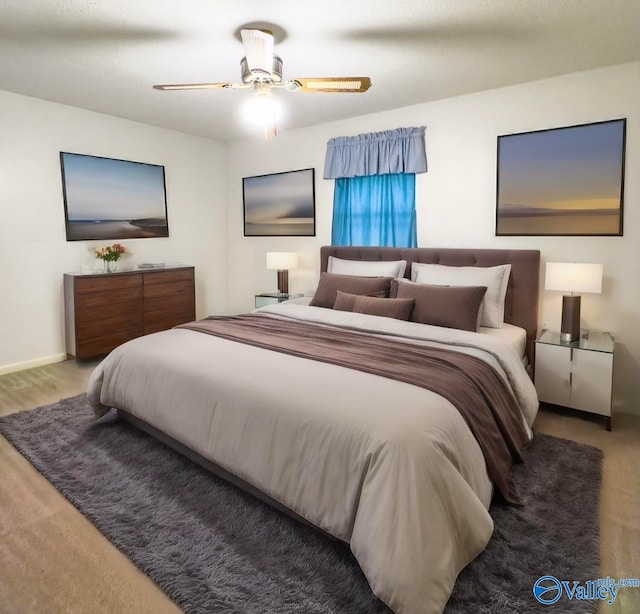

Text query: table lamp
(545, 262), (603, 342)
(266, 252), (298, 295)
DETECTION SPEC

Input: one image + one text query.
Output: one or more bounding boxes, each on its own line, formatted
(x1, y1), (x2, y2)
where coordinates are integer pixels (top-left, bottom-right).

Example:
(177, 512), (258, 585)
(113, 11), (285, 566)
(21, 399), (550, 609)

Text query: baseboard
(0, 353), (68, 376)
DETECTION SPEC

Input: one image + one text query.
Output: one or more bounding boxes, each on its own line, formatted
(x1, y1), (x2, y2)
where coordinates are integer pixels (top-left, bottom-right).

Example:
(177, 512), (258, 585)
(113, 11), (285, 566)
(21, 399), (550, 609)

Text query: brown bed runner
(178, 314), (529, 504)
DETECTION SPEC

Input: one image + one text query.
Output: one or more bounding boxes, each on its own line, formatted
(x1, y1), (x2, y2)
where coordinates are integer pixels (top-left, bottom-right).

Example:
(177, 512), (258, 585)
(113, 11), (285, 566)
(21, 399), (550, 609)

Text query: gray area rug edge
(0, 394), (603, 614)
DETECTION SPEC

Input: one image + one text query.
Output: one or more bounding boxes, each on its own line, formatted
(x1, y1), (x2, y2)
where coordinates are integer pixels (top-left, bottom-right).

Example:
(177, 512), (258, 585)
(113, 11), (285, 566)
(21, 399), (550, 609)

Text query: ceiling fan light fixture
(243, 88), (281, 138)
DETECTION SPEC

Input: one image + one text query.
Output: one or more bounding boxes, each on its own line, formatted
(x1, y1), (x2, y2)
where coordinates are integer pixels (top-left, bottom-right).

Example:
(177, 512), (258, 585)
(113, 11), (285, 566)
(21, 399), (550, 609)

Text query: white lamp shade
(545, 262), (603, 294)
(266, 252), (298, 271)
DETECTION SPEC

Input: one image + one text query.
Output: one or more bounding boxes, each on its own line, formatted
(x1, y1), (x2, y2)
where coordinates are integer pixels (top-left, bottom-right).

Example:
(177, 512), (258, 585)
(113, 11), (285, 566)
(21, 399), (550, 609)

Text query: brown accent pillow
(390, 279), (487, 332)
(309, 273), (393, 309)
(353, 294), (415, 321)
(333, 290), (360, 312)
(333, 291), (415, 321)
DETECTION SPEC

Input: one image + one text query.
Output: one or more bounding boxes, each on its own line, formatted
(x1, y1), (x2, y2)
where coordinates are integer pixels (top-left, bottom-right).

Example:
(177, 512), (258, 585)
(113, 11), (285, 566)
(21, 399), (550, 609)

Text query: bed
(88, 246), (541, 614)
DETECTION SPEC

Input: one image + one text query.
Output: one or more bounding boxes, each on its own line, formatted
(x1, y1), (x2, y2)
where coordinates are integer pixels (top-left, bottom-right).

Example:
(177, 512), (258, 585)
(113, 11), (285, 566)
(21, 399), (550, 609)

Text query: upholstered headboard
(320, 246), (541, 362)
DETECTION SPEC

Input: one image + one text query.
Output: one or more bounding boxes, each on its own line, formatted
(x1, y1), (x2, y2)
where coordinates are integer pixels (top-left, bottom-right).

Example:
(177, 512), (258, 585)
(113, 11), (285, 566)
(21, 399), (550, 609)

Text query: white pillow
(412, 263), (511, 328)
(327, 256), (407, 278)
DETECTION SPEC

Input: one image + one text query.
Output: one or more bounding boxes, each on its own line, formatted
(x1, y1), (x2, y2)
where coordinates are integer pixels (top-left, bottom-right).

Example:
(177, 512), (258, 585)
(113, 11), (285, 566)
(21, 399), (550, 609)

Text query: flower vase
(104, 260), (118, 273)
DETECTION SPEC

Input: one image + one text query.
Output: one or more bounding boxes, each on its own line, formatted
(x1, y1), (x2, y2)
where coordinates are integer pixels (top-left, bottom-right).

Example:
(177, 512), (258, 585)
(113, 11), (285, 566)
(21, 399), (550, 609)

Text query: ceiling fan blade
(240, 29), (275, 77)
(283, 77), (372, 93)
(153, 82), (250, 91)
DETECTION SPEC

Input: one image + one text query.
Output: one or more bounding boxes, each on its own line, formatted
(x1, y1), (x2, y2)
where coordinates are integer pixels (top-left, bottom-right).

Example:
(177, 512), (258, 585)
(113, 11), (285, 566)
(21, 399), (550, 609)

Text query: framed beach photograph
(243, 168), (316, 237)
(495, 119), (626, 236)
(60, 152), (169, 241)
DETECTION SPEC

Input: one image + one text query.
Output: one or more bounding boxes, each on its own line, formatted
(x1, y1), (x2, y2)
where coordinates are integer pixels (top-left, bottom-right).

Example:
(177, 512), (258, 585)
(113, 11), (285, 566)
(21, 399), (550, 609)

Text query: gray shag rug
(0, 395), (602, 613)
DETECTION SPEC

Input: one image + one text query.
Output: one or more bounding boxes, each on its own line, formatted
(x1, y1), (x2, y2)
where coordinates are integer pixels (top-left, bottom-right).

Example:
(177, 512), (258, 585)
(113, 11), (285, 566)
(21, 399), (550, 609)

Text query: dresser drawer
(74, 274), (142, 294)
(143, 269), (194, 286)
(76, 327), (142, 359)
(76, 308), (143, 341)
(144, 307), (195, 335)
(144, 290), (195, 335)
(75, 298), (142, 326)
(75, 286), (143, 310)
(143, 279), (194, 299)
(144, 292), (195, 314)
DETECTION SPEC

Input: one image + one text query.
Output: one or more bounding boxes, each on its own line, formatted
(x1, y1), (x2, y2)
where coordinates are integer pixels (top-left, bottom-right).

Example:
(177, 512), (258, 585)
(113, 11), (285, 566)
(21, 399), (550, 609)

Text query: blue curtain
(332, 174), (417, 247)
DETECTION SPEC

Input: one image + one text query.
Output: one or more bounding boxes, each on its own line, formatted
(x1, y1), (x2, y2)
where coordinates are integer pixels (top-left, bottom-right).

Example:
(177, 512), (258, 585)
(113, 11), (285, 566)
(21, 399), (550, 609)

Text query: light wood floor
(0, 360), (638, 614)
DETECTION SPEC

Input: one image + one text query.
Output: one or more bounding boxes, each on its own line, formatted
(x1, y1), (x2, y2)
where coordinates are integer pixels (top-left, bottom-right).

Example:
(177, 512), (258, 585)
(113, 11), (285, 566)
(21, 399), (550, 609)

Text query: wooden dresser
(64, 266), (195, 359)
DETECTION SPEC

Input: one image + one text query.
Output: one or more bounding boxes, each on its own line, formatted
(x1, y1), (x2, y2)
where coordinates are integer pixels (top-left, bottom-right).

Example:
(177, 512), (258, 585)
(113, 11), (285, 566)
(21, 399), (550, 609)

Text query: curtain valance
(323, 126), (427, 179)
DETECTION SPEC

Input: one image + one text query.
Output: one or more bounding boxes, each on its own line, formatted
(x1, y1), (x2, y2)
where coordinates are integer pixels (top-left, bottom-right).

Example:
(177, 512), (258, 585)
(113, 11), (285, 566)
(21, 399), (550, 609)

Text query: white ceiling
(1, 0), (638, 141)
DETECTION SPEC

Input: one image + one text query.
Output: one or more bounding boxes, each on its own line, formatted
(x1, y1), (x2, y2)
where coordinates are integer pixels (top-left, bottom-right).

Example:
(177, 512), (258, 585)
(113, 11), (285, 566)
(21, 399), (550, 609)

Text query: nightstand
(255, 293), (303, 308)
(535, 330), (615, 430)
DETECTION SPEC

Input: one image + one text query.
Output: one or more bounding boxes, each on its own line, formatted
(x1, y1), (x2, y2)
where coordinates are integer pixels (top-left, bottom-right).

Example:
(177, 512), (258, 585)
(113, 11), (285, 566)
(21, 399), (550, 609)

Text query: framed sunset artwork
(495, 119), (626, 236)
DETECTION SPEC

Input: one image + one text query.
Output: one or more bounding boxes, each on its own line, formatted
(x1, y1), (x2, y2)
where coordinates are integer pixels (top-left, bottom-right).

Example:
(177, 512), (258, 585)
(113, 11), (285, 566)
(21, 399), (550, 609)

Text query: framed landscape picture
(243, 168), (316, 237)
(61, 152), (169, 241)
(495, 119), (626, 236)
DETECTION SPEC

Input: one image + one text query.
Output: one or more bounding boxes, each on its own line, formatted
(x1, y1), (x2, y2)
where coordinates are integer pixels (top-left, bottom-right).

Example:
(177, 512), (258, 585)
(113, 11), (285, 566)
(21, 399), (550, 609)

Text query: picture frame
(243, 168), (316, 237)
(60, 152), (169, 241)
(495, 119), (626, 236)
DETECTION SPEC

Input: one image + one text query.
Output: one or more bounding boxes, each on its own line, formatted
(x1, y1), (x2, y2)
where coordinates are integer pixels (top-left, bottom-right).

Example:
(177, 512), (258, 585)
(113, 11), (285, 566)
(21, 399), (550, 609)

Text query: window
(324, 126), (426, 247)
(332, 174), (417, 247)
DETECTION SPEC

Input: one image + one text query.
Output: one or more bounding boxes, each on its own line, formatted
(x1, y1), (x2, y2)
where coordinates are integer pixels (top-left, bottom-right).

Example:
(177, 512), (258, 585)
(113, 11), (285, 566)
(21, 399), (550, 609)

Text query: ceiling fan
(153, 28), (372, 137)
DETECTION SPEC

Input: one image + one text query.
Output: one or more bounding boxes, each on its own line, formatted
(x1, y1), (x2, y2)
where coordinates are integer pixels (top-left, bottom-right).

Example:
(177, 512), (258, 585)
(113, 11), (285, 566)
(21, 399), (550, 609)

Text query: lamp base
(560, 295), (581, 343)
(276, 269), (289, 295)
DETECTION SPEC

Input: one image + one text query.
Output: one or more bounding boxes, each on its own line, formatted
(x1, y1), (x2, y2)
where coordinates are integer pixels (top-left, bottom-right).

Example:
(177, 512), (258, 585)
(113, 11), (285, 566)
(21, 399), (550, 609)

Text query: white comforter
(88, 303), (538, 614)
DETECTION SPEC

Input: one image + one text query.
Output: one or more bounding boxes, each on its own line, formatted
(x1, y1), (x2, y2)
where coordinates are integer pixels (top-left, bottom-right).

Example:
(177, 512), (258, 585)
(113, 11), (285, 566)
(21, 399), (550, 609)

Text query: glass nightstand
(535, 330), (615, 430)
(255, 293), (303, 308)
